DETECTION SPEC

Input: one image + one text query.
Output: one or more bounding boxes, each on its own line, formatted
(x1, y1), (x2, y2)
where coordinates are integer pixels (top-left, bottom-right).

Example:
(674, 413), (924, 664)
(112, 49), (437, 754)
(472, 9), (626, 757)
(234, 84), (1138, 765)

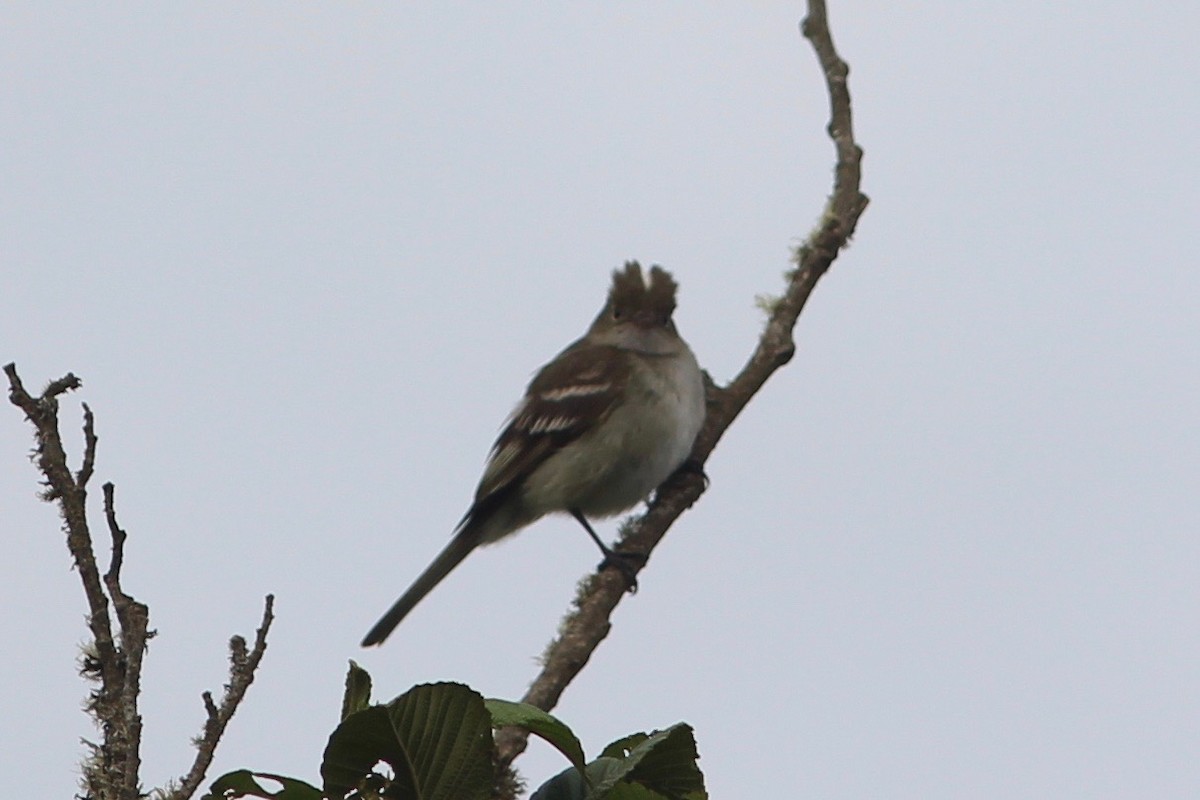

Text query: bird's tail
(360, 524), (482, 647)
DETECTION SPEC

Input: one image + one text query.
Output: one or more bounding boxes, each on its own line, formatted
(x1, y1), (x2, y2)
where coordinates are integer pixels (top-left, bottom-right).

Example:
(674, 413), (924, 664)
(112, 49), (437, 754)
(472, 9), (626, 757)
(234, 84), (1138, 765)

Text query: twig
(102, 483), (150, 799)
(4, 365), (116, 672)
(7, 365), (151, 799)
(78, 402), (98, 488)
(165, 594), (276, 800)
(8, 362), (276, 800)
(495, 0), (869, 766)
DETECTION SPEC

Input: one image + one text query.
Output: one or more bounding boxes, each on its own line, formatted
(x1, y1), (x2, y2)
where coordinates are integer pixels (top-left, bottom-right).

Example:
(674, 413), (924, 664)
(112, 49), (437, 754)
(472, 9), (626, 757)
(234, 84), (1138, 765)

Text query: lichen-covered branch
(162, 594), (275, 800)
(5, 366), (116, 676)
(101, 483), (150, 799)
(495, 0), (869, 767)
(4, 363), (140, 799)
(6, 363), (275, 800)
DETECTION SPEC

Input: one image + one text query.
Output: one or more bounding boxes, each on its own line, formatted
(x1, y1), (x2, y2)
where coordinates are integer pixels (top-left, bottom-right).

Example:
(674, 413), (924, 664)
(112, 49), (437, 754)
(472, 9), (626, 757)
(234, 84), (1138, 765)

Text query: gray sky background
(3, 3), (1198, 798)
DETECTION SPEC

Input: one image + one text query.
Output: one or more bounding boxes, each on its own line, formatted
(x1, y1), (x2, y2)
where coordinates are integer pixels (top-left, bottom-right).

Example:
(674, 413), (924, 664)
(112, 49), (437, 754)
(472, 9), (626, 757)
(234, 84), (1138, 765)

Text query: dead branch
(163, 594), (275, 800)
(5, 363), (275, 800)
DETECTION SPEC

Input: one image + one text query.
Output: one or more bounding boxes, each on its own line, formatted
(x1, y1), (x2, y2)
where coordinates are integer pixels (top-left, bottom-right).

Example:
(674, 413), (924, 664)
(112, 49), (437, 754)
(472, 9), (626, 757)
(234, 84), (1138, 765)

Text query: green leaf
(531, 757), (624, 800)
(599, 733), (649, 760)
(321, 682), (494, 800)
(564, 725), (705, 800)
(612, 724), (706, 800)
(584, 757), (637, 799)
(322, 706), (411, 798)
(529, 761), (590, 800)
(532, 757), (671, 800)
(485, 698), (587, 777)
(602, 782), (671, 800)
(201, 769), (322, 799)
(340, 660), (373, 721)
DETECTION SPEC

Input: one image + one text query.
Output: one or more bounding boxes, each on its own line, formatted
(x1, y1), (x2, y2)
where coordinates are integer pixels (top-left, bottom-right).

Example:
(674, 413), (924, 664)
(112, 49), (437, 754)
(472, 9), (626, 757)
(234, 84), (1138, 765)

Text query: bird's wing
(472, 340), (629, 505)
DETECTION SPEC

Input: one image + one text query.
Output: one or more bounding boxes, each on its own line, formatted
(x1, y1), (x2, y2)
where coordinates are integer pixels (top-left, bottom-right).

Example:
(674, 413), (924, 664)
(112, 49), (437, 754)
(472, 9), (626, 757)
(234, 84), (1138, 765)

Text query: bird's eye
(611, 307), (624, 320)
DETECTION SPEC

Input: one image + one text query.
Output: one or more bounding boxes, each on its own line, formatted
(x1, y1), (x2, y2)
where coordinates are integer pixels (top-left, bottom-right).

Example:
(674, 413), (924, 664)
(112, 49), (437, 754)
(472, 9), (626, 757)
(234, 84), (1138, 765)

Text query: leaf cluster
(202, 664), (705, 800)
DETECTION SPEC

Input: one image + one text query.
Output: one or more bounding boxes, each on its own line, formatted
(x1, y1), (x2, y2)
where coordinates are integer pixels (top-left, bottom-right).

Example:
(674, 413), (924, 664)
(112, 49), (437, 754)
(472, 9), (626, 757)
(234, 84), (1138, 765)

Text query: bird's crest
(607, 261), (678, 320)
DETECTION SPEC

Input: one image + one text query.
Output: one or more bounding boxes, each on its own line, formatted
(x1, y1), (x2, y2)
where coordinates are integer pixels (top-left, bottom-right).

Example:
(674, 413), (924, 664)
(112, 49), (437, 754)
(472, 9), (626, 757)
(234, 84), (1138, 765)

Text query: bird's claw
(677, 457), (709, 489)
(598, 549), (647, 593)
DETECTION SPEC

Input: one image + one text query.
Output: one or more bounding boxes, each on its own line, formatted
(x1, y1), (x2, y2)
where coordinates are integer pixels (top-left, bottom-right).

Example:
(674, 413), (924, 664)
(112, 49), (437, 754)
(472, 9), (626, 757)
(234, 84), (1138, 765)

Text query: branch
(164, 594), (275, 800)
(495, 0), (869, 766)
(8, 362), (277, 800)
(102, 483), (151, 799)
(4, 363), (142, 798)
(4, 364), (117, 673)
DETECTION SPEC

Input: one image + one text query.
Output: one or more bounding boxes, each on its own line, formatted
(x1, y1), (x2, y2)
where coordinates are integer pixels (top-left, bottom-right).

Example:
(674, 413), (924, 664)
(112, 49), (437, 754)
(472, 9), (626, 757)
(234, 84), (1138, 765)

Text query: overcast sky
(3, 3), (1198, 798)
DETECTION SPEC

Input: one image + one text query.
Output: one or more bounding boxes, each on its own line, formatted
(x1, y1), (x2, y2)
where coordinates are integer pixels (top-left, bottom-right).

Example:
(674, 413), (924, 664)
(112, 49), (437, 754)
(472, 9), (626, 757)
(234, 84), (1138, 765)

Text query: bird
(361, 261), (706, 646)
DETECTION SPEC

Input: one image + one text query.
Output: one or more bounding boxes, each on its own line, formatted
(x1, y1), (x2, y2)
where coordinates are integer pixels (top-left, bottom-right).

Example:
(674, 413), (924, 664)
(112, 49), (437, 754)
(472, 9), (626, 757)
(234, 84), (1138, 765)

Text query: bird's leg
(569, 509), (644, 592)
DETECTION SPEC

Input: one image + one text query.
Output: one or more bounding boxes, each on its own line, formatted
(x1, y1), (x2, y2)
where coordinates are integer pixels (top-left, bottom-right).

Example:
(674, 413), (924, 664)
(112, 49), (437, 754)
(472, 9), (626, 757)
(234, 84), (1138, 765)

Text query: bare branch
(78, 402), (98, 488)
(165, 594), (276, 800)
(803, 0), (867, 228)
(5, 366), (115, 658)
(101, 483), (151, 799)
(6, 364), (156, 799)
(9, 362), (275, 800)
(5, 366), (114, 655)
(496, 0), (869, 766)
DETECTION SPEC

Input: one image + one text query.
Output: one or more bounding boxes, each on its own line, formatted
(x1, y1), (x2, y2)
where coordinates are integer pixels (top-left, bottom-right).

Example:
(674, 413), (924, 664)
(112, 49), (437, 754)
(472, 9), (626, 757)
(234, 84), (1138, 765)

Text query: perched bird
(362, 262), (705, 646)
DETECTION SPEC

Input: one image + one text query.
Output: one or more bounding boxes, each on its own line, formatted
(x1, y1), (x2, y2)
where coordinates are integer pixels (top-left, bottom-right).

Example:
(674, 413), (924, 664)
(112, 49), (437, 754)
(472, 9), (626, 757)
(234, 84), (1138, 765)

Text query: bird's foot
(675, 456), (709, 489)
(598, 548), (647, 594)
